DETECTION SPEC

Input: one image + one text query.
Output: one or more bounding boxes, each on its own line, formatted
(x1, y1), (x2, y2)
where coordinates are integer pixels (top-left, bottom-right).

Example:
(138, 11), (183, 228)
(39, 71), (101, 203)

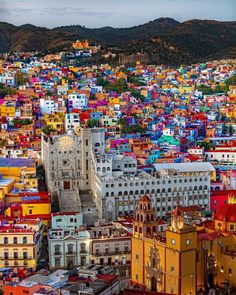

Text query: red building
(210, 190), (236, 213)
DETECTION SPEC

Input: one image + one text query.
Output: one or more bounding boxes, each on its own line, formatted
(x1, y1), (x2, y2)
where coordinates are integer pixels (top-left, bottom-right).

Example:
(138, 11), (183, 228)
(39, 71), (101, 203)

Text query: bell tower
(133, 195), (158, 238)
(165, 201), (197, 295)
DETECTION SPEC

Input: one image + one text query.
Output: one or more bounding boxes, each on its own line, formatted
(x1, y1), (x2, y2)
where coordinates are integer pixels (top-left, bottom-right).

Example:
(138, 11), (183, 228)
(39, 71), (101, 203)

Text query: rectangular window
(14, 252), (18, 259)
(23, 252), (28, 259)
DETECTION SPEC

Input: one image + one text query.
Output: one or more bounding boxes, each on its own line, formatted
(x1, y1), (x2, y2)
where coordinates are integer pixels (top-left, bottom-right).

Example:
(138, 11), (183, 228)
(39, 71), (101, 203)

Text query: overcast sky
(0, 0), (235, 28)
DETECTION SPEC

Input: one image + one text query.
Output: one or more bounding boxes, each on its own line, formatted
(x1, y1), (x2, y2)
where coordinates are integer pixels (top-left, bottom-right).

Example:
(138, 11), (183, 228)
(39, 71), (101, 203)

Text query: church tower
(131, 195), (160, 289)
(133, 195), (158, 238)
(165, 201), (197, 295)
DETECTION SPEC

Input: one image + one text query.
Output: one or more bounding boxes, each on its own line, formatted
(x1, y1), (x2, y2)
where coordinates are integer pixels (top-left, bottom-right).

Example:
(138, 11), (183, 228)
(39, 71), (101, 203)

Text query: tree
(42, 125), (55, 135)
(15, 71), (29, 86)
(87, 119), (98, 128)
(121, 124), (147, 135)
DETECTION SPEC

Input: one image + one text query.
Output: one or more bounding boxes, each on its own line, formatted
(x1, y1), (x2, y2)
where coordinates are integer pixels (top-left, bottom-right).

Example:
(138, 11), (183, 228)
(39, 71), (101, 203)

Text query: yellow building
(131, 195), (236, 294)
(0, 105), (15, 117)
(0, 225), (39, 269)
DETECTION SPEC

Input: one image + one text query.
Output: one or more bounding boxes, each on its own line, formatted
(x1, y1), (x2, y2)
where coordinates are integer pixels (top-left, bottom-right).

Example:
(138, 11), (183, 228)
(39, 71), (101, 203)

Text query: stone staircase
(58, 189), (81, 212)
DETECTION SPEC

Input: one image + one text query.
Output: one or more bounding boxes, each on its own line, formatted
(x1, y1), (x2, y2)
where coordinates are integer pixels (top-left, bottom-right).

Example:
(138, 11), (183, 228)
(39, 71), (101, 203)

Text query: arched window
(135, 190), (139, 195)
(152, 258), (156, 268)
(68, 244), (74, 254)
(55, 245), (60, 254)
(140, 204), (143, 210)
(23, 237), (27, 244)
(162, 188), (165, 193)
(134, 226), (138, 232)
(139, 227), (142, 234)
(140, 190), (144, 194)
(141, 214), (143, 221)
(136, 214), (140, 221)
(199, 186), (203, 190)
(146, 215), (150, 222)
(157, 189), (160, 193)
(147, 227), (151, 236)
(151, 214), (154, 221)
(102, 167), (106, 172)
(151, 189), (155, 194)
(4, 237), (8, 244)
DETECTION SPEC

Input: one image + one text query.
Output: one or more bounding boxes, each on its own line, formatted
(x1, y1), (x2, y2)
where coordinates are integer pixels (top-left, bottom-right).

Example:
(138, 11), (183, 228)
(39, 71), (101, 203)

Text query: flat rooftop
(0, 158), (35, 168)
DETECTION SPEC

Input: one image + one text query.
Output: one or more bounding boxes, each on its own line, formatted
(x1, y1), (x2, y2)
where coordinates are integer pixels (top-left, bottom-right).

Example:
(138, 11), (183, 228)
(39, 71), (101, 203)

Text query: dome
(214, 204), (236, 222)
(67, 128), (75, 136)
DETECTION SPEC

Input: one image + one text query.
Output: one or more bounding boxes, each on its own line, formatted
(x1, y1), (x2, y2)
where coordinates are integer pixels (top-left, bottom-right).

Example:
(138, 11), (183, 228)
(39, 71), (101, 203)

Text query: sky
(0, 0), (235, 28)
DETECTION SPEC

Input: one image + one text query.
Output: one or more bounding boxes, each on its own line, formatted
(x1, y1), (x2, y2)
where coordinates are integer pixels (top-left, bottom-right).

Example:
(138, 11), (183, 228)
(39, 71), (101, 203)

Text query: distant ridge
(0, 18), (236, 64)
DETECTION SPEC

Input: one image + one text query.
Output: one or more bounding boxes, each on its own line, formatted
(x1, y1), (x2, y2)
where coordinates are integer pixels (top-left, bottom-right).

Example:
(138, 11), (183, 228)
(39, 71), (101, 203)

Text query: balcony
(93, 251), (128, 256)
(80, 250), (87, 254)
(54, 252), (62, 256)
(66, 252), (76, 256)
(2, 256), (32, 260)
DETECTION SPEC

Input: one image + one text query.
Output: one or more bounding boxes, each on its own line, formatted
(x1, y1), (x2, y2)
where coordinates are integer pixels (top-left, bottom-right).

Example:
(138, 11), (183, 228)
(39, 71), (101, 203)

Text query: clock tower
(165, 201), (197, 295)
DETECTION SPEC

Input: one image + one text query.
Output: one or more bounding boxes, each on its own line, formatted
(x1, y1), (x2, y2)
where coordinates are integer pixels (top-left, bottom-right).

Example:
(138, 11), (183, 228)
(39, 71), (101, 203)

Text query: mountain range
(0, 18), (236, 64)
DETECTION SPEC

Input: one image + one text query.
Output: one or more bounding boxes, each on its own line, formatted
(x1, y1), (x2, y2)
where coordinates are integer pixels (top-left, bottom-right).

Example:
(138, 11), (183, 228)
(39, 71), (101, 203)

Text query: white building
(205, 150), (236, 164)
(0, 73), (15, 86)
(42, 128), (105, 222)
(40, 99), (58, 114)
(68, 93), (88, 110)
(65, 113), (80, 134)
(91, 158), (215, 221)
(48, 212), (90, 270)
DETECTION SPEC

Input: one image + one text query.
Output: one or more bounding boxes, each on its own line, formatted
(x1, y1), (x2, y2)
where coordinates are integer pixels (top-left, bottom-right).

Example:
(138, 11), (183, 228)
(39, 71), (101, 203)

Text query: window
(23, 237), (27, 244)
(80, 243), (86, 253)
(4, 252), (8, 259)
(14, 252), (18, 259)
(55, 245), (61, 255)
(136, 254), (139, 260)
(67, 244), (74, 254)
(29, 209), (32, 214)
(23, 252), (28, 259)
(230, 224), (235, 231)
(4, 237), (8, 244)
(13, 237), (18, 244)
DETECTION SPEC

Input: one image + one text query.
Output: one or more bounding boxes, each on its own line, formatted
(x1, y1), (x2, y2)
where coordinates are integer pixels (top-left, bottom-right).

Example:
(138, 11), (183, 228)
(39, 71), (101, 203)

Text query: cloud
(0, 0), (235, 28)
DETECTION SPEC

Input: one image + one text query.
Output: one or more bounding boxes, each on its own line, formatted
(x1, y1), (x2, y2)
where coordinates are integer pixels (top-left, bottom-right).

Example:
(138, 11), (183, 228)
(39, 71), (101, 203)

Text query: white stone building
(48, 212), (90, 270)
(91, 158), (215, 221)
(42, 127), (105, 222)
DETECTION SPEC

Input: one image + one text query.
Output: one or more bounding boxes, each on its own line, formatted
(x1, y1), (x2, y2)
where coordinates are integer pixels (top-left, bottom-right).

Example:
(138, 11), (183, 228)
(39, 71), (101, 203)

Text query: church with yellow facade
(131, 195), (236, 294)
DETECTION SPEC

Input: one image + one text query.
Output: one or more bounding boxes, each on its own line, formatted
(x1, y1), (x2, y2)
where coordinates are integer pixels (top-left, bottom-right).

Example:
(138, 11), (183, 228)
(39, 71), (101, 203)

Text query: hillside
(0, 18), (236, 64)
